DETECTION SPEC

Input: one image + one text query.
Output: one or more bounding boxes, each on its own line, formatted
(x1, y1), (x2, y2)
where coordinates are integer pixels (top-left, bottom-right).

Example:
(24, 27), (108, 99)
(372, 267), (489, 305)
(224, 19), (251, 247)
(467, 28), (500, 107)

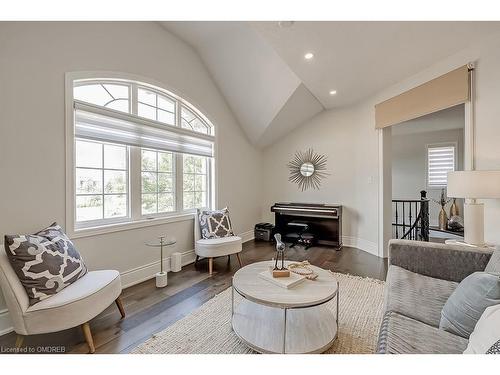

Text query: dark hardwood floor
(0, 240), (387, 354)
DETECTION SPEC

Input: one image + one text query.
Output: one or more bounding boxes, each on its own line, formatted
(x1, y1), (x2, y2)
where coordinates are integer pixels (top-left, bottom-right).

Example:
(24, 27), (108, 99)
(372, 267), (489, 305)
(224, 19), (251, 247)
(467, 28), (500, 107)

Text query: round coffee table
(231, 261), (339, 354)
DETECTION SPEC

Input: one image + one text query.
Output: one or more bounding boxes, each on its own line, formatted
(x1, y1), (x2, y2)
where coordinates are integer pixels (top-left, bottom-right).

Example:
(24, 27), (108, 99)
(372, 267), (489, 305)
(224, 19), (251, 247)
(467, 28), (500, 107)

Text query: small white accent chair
(194, 211), (243, 276)
(0, 249), (125, 353)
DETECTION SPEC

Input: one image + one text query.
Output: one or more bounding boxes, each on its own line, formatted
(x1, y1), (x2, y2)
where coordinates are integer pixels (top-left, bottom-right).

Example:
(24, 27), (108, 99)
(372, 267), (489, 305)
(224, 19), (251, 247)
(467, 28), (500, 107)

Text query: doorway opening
(379, 102), (473, 257)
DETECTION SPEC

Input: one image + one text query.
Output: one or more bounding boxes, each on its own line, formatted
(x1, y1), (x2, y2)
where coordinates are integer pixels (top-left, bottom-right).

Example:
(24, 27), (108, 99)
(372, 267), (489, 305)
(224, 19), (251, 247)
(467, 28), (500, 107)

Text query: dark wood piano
(271, 202), (342, 249)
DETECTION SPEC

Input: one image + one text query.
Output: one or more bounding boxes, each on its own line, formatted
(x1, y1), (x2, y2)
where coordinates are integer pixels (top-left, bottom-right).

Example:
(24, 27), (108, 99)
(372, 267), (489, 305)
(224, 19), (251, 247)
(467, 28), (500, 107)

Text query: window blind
(375, 65), (470, 129)
(74, 102), (214, 158)
(427, 145), (455, 187)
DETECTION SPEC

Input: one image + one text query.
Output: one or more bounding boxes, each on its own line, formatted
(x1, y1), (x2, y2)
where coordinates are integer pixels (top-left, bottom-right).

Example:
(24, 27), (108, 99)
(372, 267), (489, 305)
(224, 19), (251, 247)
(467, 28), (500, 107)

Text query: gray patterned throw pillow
(486, 339), (500, 354)
(4, 223), (88, 305)
(198, 208), (235, 239)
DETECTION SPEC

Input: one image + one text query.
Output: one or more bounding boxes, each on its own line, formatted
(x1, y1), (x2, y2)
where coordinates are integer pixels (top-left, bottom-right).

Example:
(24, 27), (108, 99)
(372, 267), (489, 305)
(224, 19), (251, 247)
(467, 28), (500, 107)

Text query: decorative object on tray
(448, 215), (464, 232)
(287, 148), (329, 191)
(272, 233), (290, 278)
(449, 198), (460, 217)
(145, 235), (176, 288)
(431, 188), (452, 230)
(288, 261), (319, 280)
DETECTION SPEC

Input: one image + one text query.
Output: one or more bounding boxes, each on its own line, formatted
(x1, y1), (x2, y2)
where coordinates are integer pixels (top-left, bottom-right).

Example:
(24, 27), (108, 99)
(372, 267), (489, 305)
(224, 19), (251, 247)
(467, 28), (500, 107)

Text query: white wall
(392, 127), (464, 226)
(262, 31), (500, 258)
(0, 22), (262, 334)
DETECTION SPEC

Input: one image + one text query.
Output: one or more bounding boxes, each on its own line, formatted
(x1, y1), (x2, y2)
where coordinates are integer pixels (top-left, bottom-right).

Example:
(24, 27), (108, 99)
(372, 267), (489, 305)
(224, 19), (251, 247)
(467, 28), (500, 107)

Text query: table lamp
(447, 170), (500, 246)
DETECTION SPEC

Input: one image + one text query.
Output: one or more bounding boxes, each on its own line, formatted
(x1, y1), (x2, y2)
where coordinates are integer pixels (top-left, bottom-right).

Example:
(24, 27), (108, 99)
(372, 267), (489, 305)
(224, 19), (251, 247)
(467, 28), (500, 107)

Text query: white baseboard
(120, 249), (196, 289)
(239, 229), (255, 243)
(342, 236), (379, 257)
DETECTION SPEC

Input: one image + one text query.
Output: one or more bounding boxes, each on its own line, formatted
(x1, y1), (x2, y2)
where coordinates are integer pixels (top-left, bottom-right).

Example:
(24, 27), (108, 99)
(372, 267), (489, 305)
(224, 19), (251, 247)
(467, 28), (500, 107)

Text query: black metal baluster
(410, 203), (413, 240)
(402, 203), (405, 239)
(415, 202), (418, 240)
(395, 202), (399, 238)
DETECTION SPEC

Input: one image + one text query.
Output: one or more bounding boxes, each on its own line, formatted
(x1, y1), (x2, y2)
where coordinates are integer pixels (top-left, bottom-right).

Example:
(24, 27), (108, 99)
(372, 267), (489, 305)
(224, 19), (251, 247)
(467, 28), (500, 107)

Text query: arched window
(68, 77), (215, 231)
(73, 79), (213, 135)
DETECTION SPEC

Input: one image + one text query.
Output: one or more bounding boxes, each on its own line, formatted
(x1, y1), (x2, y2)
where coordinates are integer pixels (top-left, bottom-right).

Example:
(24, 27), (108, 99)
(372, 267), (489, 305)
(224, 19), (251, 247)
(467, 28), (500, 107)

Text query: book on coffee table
(258, 270), (306, 289)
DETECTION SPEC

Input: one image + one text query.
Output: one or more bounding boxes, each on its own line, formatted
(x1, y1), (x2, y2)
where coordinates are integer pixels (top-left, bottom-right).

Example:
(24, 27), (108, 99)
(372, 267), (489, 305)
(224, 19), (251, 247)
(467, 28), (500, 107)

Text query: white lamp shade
(447, 171), (500, 198)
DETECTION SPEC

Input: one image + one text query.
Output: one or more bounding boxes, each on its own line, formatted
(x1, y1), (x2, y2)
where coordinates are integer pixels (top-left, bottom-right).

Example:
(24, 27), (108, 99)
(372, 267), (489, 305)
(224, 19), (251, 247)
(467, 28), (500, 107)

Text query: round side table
(145, 236), (176, 287)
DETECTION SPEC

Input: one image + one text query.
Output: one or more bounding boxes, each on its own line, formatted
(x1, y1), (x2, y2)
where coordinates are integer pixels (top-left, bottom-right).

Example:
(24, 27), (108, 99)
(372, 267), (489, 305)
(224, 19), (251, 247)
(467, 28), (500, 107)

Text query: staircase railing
(392, 190), (429, 241)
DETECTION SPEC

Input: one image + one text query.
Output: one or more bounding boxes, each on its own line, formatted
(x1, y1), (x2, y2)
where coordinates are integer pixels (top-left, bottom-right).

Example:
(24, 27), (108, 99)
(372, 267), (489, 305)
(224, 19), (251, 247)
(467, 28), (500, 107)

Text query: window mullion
(176, 100), (180, 127)
(131, 83), (138, 115)
(130, 146), (142, 221)
(208, 158), (213, 209)
(176, 154), (183, 212)
(156, 152), (159, 214)
(101, 144), (105, 220)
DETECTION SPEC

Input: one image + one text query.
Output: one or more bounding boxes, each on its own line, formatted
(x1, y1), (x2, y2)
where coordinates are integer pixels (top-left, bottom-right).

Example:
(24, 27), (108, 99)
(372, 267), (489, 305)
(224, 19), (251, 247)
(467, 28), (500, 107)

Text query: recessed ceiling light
(329, 90), (337, 95)
(304, 52), (314, 60)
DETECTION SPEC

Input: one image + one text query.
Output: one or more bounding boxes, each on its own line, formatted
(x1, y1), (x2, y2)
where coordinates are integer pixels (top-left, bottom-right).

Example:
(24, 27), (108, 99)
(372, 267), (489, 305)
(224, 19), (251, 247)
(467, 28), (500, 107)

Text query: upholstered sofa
(377, 239), (494, 354)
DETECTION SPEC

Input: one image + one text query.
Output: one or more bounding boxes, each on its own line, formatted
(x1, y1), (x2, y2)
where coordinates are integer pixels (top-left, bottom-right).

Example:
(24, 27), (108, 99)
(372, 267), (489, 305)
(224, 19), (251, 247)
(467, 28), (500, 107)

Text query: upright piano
(271, 202), (342, 249)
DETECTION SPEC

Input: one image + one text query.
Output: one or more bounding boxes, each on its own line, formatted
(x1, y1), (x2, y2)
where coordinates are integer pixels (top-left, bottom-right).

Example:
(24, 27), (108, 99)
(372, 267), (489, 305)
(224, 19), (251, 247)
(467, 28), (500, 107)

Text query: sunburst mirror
(287, 148), (329, 191)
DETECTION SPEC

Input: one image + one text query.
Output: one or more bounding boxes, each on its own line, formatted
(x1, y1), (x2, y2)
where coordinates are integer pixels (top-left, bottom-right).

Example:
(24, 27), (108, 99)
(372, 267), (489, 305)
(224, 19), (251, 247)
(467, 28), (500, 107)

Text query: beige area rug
(132, 272), (385, 354)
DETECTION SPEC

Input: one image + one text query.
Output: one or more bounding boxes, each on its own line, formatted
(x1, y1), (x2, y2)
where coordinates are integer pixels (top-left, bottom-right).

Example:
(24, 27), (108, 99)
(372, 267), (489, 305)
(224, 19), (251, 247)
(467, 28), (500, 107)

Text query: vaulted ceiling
(162, 21), (500, 148)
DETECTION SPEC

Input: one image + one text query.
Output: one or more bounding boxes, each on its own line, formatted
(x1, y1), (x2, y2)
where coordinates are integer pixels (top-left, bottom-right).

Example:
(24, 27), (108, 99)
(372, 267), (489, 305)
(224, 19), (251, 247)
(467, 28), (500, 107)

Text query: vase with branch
(431, 188), (452, 230)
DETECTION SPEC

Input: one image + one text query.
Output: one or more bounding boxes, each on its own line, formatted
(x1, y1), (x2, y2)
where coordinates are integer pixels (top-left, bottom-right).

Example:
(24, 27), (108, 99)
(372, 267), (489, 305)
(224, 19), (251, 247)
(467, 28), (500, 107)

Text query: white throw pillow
(464, 304), (500, 354)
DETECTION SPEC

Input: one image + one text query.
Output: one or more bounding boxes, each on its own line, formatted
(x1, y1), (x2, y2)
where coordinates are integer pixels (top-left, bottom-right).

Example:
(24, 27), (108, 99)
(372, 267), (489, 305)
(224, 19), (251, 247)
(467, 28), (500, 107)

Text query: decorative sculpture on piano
(287, 148), (329, 191)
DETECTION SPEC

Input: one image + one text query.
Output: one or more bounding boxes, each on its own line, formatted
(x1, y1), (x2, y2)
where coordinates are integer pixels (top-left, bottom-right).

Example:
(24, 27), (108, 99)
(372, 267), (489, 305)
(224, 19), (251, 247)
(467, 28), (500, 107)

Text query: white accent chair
(0, 249), (125, 353)
(194, 212), (243, 276)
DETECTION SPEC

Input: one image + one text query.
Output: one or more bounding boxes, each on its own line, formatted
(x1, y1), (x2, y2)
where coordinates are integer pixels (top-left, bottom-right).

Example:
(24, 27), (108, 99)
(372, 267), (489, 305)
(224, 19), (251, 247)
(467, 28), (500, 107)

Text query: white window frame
(65, 72), (217, 239)
(74, 140), (131, 229)
(140, 148), (177, 217)
(181, 154), (211, 210)
(426, 142), (458, 189)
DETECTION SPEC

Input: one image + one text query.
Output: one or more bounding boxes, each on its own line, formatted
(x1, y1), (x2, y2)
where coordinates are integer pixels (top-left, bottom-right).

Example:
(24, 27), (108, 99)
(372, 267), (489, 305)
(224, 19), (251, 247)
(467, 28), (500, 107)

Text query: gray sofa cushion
(440, 272), (500, 338)
(377, 311), (468, 354)
(384, 265), (458, 327)
(485, 248), (500, 273)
